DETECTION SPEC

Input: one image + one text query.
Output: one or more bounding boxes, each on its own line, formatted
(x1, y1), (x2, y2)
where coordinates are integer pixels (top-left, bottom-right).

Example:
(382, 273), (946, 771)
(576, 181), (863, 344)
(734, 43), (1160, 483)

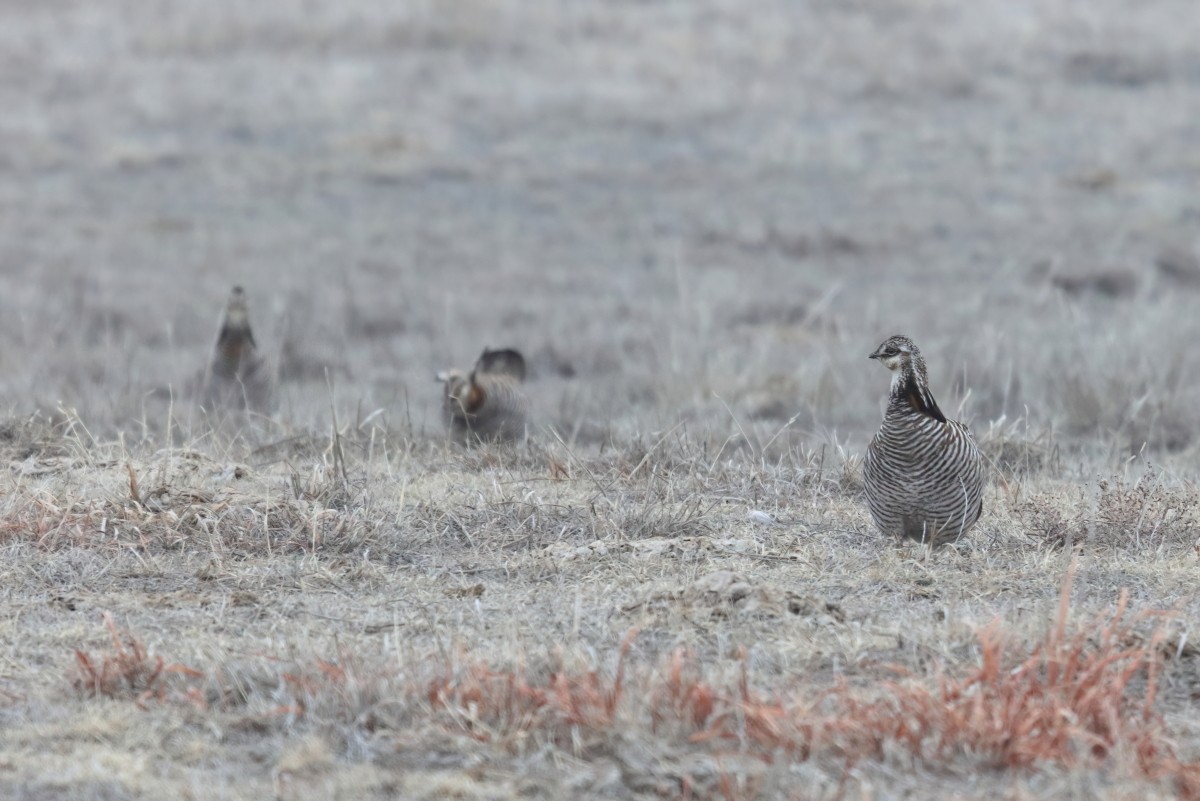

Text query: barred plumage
(864, 335), (983, 546)
(203, 286), (272, 412)
(437, 347), (529, 444)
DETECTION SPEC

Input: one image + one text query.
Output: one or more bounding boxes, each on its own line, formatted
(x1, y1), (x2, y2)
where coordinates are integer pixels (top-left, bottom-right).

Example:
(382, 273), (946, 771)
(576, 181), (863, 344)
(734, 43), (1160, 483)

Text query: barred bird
(437, 347), (529, 444)
(202, 286), (272, 411)
(863, 335), (983, 546)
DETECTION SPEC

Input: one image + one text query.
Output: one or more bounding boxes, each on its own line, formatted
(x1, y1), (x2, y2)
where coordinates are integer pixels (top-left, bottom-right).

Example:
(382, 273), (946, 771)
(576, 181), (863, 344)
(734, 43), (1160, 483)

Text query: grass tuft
(70, 613), (204, 707)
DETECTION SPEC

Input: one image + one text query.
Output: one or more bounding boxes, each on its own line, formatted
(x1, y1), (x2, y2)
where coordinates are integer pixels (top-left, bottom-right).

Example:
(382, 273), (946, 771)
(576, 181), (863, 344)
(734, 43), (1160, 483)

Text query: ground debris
(623, 570), (845, 624)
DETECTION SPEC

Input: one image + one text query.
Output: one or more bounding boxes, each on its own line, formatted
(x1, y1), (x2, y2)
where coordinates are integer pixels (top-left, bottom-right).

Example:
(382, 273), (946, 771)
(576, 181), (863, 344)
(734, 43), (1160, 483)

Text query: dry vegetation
(1, 409), (1199, 799)
(1, 0), (1200, 799)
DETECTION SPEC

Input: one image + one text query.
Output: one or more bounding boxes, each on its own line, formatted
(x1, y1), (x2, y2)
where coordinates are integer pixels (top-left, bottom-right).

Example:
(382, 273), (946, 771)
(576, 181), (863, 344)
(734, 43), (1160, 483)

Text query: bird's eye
(883, 348), (899, 357)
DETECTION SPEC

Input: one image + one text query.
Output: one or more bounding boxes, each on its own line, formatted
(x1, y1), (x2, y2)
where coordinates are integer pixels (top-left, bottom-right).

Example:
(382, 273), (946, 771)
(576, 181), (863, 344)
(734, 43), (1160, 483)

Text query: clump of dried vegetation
(1093, 468), (1200, 547)
(71, 613), (204, 707)
(979, 415), (1061, 482)
(0, 420), (382, 556)
(64, 564), (1200, 798)
(1013, 466), (1200, 551)
(418, 573), (1200, 796)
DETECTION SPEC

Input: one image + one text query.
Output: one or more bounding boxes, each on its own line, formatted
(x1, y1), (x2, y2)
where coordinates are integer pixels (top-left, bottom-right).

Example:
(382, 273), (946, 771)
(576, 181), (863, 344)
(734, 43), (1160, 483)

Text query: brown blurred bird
(437, 347), (529, 444)
(203, 286), (272, 411)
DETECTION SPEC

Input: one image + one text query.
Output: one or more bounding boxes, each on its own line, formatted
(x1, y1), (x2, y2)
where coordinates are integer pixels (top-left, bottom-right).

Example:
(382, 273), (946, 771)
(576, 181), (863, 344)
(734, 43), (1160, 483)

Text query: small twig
(627, 420), (687, 480)
(547, 427), (615, 505)
(126, 463), (143, 507)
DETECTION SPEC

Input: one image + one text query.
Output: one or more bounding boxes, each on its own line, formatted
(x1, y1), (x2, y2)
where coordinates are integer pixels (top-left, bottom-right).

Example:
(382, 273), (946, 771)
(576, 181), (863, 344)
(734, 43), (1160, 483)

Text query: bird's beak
(868, 353), (879, 360)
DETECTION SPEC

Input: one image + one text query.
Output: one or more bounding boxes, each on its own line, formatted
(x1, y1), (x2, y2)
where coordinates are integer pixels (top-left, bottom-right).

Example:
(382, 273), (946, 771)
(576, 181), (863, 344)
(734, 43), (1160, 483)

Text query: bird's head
(868, 334), (920, 373)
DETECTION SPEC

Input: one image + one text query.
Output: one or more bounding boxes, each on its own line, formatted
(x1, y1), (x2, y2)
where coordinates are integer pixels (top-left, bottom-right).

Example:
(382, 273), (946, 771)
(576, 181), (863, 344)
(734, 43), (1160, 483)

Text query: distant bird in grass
(1155, 246), (1200, 288)
(437, 347), (529, 444)
(864, 335), (983, 546)
(202, 286), (272, 412)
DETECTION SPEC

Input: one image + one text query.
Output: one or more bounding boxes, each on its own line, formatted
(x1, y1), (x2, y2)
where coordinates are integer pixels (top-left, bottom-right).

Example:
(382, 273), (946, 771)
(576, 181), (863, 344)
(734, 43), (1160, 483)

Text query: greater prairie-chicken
(864, 335), (983, 546)
(202, 286), (272, 411)
(437, 347), (529, 444)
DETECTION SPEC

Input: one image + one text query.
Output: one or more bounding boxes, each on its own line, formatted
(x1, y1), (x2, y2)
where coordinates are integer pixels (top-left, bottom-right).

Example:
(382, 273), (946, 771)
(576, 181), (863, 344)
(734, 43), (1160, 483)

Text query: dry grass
(1013, 466), (1200, 552)
(50, 558), (1200, 799)
(5, 386), (1200, 800)
(3, 399), (1199, 799)
(71, 613), (205, 707)
(2, 0), (1200, 798)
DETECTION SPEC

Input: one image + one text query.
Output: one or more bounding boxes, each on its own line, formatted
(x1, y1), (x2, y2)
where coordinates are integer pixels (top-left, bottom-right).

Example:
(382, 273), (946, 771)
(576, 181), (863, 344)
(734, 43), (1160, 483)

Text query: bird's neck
(889, 364), (947, 423)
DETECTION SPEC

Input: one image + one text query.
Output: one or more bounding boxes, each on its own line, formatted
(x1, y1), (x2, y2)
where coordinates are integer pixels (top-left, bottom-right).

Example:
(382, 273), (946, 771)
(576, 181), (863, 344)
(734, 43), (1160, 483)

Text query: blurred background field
(1, 0), (1198, 460)
(1, 1), (1200, 799)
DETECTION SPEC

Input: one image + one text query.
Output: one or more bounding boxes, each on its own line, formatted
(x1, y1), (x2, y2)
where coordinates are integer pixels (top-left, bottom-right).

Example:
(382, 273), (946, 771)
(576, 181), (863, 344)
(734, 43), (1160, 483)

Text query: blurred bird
(1155, 246), (1200, 288)
(863, 335), (983, 546)
(203, 286), (272, 411)
(437, 347), (529, 444)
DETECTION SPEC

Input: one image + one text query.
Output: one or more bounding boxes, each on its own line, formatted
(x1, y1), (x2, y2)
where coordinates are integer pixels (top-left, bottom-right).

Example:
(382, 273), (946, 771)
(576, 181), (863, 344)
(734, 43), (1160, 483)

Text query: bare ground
(2, 1), (1200, 799)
